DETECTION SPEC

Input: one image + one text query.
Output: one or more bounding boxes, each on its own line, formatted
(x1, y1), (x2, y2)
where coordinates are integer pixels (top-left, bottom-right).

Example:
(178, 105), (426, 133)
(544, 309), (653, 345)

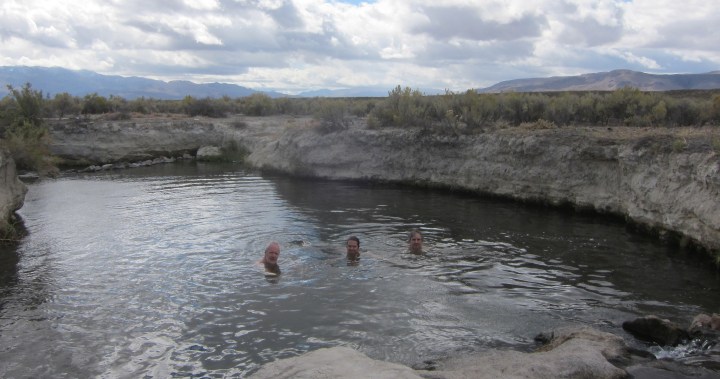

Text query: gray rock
(690, 313), (720, 335)
(196, 146), (222, 160)
(0, 148), (27, 235)
(248, 346), (424, 379)
(249, 326), (636, 379)
(238, 121), (720, 253)
(423, 326), (630, 379)
(623, 315), (690, 346)
(626, 359), (720, 379)
(49, 117), (226, 164)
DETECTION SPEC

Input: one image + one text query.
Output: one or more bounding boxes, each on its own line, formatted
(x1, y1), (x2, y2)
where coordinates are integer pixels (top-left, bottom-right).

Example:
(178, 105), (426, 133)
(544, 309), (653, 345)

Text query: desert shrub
(221, 139), (249, 162)
(314, 99), (350, 133)
(105, 111), (132, 121)
(128, 97), (155, 114)
(241, 93), (275, 116)
(50, 92), (81, 119)
(519, 119), (557, 130)
(464, 91), (500, 128)
(3, 120), (56, 174)
(0, 83), (56, 174)
(4, 83), (43, 126)
(368, 85), (433, 128)
(82, 93), (111, 114)
(230, 120), (248, 129)
(712, 137), (720, 153)
(672, 138), (688, 152)
(183, 96), (227, 117)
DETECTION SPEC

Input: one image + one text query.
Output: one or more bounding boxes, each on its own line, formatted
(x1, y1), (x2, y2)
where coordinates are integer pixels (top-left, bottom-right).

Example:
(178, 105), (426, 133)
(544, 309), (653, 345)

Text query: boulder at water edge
(248, 346), (424, 379)
(196, 145), (222, 161)
(0, 147), (27, 236)
(689, 313), (720, 335)
(249, 326), (638, 379)
(622, 315), (690, 346)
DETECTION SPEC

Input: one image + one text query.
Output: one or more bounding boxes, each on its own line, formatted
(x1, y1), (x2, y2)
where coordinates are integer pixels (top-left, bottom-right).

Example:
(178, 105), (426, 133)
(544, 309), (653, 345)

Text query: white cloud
(0, 0), (717, 93)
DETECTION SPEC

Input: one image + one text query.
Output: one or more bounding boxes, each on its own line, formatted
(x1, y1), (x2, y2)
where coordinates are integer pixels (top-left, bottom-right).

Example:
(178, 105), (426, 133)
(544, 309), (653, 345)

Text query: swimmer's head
(408, 230), (423, 254)
(263, 242), (280, 265)
(346, 236), (360, 259)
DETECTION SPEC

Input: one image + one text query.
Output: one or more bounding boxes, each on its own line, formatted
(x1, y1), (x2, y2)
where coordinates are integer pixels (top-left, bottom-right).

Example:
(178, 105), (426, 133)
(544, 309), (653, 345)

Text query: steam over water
(1, 162), (718, 377)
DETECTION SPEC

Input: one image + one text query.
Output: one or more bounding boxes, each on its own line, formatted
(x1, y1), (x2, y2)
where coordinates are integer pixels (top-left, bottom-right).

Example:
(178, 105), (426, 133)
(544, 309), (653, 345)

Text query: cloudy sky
(1, 0), (718, 94)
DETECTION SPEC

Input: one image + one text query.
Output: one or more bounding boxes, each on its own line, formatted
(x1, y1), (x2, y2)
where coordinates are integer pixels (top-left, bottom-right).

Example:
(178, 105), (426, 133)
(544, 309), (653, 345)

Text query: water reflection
(0, 163), (718, 378)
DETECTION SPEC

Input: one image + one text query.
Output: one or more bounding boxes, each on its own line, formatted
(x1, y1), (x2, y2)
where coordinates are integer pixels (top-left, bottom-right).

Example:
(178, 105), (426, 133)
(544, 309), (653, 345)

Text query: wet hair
(347, 236), (360, 247)
(408, 229), (423, 241)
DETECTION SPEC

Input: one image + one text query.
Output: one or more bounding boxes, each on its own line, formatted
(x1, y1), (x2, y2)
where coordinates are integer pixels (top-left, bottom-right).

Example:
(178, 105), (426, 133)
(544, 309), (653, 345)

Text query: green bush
(51, 92), (81, 119)
(314, 99), (351, 133)
(241, 93), (275, 116)
(82, 93), (111, 114)
(672, 138), (687, 152)
(368, 85), (433, 128)
(0, 83), (57, 175)
(182, 96), (227, 117)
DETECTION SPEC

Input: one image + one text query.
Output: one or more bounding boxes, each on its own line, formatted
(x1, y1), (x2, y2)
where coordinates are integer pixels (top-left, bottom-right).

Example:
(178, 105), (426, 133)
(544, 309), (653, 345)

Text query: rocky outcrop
(47, 116), (720, 256)
(234, 121), (720, 256)
(49, 116), (233, 164)
(0, 147), (27, 238)
(248, 326), (643, 379)
(622, 315), (690, 346)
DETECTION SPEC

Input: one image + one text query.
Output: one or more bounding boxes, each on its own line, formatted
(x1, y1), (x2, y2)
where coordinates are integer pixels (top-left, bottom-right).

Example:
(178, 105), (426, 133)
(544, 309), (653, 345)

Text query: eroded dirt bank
(49, 115), (720, 257)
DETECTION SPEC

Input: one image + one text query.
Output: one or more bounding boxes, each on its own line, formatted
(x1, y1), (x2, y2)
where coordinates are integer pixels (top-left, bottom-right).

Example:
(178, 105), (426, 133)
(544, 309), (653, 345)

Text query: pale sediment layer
(48, 116), (720, 256)
(0, 147), (27, 237)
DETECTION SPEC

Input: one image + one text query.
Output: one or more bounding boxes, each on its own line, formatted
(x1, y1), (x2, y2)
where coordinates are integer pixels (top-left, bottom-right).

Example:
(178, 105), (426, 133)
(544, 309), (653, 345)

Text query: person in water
(258, 241), (281, 275)
(408, 229), (423, 254)
(346, 236), (360, 261)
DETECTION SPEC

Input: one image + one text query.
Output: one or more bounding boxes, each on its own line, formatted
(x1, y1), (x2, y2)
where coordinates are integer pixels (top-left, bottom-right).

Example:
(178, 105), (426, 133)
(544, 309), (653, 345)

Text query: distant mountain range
(481, 69), (720, 92)
(0, 66), (285, 99)
(1, 66), (719, 99)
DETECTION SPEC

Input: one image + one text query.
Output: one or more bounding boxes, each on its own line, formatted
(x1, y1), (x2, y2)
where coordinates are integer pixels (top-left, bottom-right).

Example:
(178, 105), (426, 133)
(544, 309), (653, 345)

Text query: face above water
(346, 240), (359, 257)
(409, 234), (423, 252)
(265, 246), (280, 265)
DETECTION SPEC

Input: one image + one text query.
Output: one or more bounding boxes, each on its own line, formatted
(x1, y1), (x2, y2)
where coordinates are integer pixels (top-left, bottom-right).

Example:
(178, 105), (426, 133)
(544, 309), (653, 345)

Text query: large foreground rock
(422, 326), (631, 379)
(248, 346), (424, 379)
(622, 315), (690, 346)
(249, 326), (638, 379)
(0, 147), (27, 236)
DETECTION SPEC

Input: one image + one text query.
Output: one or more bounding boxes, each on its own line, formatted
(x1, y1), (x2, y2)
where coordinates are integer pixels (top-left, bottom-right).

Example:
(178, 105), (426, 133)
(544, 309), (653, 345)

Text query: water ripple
(1, 165), (718, 377)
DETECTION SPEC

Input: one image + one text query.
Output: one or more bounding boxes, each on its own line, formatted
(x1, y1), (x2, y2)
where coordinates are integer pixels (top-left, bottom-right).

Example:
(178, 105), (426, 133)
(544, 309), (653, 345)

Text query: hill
(1, 66), (720, 99)
(481, 69), (720, 92)
(0, 66), (285, 100)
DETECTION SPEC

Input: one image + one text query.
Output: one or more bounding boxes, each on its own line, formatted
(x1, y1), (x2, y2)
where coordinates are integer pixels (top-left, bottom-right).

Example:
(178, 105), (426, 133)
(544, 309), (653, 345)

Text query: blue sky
(1, 0), (717, 93)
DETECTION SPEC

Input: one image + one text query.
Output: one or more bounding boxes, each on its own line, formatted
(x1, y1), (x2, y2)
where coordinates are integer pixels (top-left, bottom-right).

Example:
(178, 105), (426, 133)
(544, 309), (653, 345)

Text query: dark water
(1, 162), (718, 378)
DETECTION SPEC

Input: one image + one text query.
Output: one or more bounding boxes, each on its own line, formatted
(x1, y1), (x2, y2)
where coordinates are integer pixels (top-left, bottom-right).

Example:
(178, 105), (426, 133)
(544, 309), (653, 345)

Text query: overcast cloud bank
(1, 0), (718, 94)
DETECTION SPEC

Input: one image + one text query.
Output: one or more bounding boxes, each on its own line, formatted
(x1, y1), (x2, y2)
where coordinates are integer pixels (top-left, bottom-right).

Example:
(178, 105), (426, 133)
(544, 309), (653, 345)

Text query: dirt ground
(92, 112), (720, 154)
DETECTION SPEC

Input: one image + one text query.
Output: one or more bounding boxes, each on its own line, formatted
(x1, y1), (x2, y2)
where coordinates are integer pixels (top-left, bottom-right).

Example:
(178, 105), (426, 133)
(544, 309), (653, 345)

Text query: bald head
(263, 242), (280, 265)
